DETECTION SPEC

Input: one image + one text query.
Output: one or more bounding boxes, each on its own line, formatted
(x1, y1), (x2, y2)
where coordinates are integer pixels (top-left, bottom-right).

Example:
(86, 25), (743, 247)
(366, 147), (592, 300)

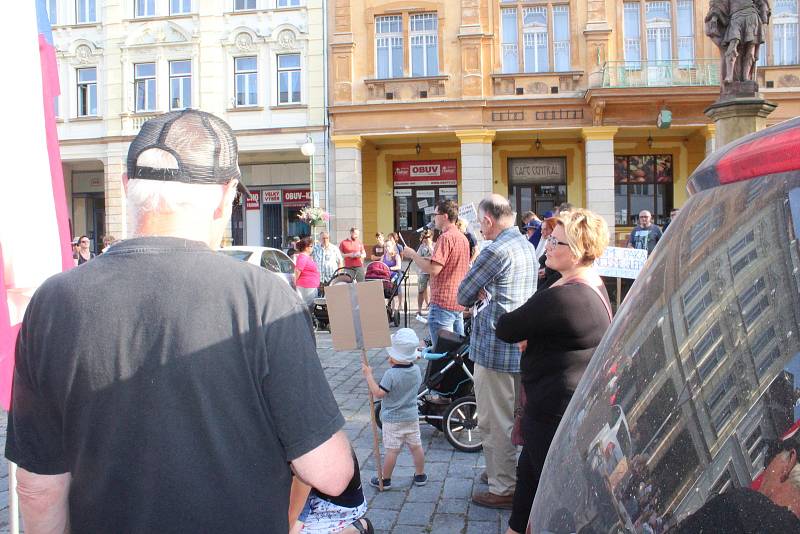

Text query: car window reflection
(530, 172), (800, 533)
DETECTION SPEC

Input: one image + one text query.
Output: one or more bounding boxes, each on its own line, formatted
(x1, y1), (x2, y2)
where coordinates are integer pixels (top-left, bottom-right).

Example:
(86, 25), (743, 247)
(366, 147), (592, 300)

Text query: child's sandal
(351, 517), (374, 534)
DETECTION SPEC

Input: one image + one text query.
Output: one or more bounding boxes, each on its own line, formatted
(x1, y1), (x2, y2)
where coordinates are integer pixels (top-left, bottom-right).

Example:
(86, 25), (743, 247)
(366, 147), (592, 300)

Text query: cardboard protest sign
(594, 247), (648, 279)
(326, 281), (391, 351)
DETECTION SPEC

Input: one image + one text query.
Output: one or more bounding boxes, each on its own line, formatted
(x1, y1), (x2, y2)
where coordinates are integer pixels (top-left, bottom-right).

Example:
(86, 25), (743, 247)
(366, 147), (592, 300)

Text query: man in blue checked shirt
(457, 194), (538, 510)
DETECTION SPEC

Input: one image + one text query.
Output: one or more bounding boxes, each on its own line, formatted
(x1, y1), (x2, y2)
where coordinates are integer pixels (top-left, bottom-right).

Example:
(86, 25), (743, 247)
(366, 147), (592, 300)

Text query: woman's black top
(538, 253), (561, 290)
(496, 283), (610, 424)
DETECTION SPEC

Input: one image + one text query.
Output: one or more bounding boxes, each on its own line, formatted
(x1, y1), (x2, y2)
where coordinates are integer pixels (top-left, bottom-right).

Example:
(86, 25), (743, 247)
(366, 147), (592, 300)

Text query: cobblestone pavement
(0, 308), (511, 534)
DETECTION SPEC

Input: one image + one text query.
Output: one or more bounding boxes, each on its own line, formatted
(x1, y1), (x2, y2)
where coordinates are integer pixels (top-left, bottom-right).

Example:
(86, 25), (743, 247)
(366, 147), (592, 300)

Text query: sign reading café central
(393, 159), (458, 187)
(509, 157), (566, 185)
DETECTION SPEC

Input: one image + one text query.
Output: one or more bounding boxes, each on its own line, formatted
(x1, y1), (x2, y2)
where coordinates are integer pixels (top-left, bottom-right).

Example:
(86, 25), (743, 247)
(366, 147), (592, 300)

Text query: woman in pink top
(294, 237), (320, 309)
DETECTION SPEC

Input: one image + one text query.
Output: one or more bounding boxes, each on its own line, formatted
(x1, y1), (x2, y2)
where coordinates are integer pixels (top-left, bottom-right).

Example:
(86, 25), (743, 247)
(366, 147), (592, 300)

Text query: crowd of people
(8, 109), (705, 533)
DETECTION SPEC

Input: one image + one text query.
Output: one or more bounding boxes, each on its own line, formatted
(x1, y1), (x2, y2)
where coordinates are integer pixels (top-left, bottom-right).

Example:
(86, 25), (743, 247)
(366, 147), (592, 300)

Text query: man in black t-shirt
(5, 110), (353, 533)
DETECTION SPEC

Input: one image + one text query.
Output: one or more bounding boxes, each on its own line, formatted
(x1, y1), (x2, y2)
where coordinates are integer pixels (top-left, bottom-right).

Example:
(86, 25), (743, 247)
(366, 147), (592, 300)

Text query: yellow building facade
(327, 0), (800, 245)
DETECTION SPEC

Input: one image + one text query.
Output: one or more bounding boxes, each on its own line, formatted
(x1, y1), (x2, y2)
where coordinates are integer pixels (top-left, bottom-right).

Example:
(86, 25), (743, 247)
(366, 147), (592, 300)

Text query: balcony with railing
(599, 59), (721, 88)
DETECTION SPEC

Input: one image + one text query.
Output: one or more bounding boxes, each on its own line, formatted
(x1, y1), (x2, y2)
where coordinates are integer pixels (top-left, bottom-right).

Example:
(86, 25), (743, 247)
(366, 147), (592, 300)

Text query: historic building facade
(49, 0), (327, 252)
(327, 0), (800, 245)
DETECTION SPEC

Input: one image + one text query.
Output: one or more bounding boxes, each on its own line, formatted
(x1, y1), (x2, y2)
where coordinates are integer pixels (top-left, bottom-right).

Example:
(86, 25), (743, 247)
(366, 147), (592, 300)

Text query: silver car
(218, 246), (296, 289)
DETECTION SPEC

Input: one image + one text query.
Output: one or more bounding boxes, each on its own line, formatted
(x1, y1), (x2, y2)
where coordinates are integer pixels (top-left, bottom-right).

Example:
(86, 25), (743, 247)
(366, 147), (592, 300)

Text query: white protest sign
(594, 247), (648, 279)
(458, 203), (478, 223)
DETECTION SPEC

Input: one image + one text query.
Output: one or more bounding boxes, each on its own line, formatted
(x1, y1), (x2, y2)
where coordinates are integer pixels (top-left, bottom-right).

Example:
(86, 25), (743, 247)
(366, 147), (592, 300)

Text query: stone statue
(705, 0), (770, 91)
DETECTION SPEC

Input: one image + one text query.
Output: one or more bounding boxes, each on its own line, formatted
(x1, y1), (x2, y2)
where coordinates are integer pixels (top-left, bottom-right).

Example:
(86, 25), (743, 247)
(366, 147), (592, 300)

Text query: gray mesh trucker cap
(126, 109), (249, 195)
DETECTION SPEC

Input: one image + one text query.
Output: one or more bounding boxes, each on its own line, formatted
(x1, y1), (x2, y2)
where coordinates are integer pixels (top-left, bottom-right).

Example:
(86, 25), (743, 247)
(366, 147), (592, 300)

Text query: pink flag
(0, 1), (72, 410)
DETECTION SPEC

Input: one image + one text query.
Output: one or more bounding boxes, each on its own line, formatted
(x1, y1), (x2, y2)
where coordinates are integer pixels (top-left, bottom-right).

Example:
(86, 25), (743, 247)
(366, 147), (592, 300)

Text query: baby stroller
(374, 329), (481, 452)
(311, 267), (354, 331)
(365, 262), (402, 327)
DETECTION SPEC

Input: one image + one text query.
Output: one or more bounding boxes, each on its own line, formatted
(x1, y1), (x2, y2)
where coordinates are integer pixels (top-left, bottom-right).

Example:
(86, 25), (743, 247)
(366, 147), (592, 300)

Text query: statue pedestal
(705, 95), (777, 149)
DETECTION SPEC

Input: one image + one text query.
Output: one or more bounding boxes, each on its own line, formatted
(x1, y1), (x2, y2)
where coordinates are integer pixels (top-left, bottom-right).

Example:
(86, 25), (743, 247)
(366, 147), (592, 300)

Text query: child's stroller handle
(421, 347), (449, 361)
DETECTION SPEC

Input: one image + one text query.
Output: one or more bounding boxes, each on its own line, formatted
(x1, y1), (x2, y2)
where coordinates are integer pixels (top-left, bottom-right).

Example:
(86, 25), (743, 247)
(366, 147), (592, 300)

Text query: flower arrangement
(298, 206), (330, 226)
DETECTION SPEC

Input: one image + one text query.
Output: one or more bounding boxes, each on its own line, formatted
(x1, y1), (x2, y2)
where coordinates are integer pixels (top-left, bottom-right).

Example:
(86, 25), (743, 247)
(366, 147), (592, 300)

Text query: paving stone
(438, 498), (469, 515)
(466, 520), (499, 534)
(367, 508), (400, 531)
(396, 500), (436, 526)
(369, 489), (408, 511)
(467, 503), (504, 522)
(430, 513), (466, 534)
(442, 477), (474, 500)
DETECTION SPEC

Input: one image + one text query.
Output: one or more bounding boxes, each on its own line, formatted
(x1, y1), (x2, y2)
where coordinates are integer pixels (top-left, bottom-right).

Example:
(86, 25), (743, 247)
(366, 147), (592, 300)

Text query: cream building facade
(49, 0), (327, 252)
(327, 0), (800, 246)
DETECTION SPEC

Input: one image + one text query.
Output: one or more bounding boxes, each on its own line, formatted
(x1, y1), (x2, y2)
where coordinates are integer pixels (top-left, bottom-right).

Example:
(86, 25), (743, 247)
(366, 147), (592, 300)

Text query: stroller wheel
(373, 401), (383, 429)
(443, 396), (482, 453)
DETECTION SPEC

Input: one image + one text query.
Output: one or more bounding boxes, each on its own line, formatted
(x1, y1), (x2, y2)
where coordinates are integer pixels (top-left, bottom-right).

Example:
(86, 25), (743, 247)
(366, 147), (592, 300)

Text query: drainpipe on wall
(322, 0), (332, 229)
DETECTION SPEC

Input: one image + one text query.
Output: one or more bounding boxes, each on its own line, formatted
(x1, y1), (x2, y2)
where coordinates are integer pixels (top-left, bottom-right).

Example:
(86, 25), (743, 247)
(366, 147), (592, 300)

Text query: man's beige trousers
(474, 363), (521, 496)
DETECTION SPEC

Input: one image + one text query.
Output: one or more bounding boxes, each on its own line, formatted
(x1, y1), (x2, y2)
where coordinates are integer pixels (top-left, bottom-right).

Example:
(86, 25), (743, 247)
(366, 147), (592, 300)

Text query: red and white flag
(0, 1), (73, 410)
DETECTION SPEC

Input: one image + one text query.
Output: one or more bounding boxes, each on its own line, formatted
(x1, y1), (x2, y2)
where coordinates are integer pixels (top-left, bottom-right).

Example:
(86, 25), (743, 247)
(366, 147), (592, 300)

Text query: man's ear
(214, 180), (239, 219)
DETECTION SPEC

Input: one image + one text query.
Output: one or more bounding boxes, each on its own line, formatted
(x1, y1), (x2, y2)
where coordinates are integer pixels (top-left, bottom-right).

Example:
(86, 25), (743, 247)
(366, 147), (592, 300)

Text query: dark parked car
(529, 118), (800, 533)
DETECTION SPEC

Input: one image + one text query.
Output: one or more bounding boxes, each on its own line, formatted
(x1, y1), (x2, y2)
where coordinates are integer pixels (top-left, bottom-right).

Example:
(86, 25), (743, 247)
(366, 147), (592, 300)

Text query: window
(523, 7), (548, 72)
(614, 155), (673, 225)
(277, 0), (301, 6)
(646, 2), (672, 61)
(376, 15), (403, 78)
(277, 54), (301, 104)
(76, 0), (96, 23)
(625, 1), (698, 65)
(234, 0), (256, 11)
(234, 56), (258, 106)
(501, 8), (519, 73)
(171, 0), (192, 14)
(773, 0), (799, 65)
(47, 0), (57, 25)
(134, 63), (157, 112)
(501, 3), (571, 73)
(77, 67), (97, 116)
(410, 14), (439, 76)
(624, 3), (642, 64)
(136, 0), (155, 17)
(677, 0), (694, 67)
(553, 6), (571, 71)
(169, 60), (191, 110)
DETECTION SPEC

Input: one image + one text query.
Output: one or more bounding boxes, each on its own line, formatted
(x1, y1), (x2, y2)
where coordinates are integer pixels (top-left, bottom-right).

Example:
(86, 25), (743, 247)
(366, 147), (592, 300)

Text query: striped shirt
(457, 227), (538, 373)
(311, 243), (343, 284)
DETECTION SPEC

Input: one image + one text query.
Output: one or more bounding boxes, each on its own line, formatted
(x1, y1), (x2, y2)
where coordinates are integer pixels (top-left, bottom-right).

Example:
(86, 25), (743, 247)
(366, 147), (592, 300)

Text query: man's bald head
(478, 194), (515, 240)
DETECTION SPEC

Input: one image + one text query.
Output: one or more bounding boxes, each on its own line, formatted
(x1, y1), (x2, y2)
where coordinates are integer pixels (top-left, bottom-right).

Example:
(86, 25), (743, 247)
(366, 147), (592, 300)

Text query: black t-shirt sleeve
(260, 301), (345, 461)
(5, 303), (68, 474)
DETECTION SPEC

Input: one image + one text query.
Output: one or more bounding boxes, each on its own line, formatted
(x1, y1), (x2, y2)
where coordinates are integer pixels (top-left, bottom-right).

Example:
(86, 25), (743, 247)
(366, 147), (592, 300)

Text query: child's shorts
(298, 492), (367, 533)
(382, 420), (422, 449)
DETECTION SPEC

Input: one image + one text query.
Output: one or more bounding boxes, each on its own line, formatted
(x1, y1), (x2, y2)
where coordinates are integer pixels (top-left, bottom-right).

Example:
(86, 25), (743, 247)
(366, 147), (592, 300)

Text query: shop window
(77, 67), (97, 116)
(169, 60), (192, 110)
(277, 54), (301, 104)
(376, 15), (403, 78)
(614, 154), (673, 226)
(234, 56), (258, 107)
(410, 13), (439, 76)
(136, 0), (155, 17)
(77, 0), (96, 23)
(134, 63), (157, 112)
(500, 3), (571, 73)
